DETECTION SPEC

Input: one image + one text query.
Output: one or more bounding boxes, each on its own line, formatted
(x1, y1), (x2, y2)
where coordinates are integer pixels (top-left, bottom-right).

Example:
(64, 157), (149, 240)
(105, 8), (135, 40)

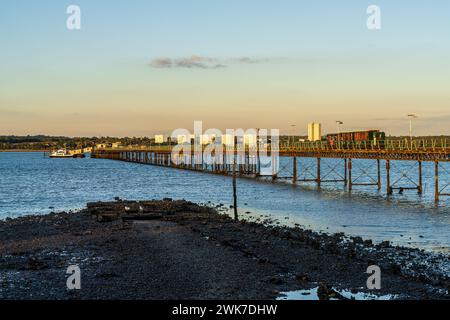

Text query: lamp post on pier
(290, 124), (297, 147)
(336, 121), (344, 144)
(408, 114), (418, 148)
(336, 121), (343, 134)
(408, 114), (417, 141)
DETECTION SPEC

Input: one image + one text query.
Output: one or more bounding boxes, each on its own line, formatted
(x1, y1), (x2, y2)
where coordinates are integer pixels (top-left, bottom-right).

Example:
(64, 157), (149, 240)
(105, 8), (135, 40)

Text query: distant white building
(200, 134), (216, 145)
(155, 135), (165, 144)
(308, 122), (322, 141)
(177, 135), (188, 144)
(222, 134), (234, 146)
(244, 134), (257, 146)
(95, 143), (108, 149)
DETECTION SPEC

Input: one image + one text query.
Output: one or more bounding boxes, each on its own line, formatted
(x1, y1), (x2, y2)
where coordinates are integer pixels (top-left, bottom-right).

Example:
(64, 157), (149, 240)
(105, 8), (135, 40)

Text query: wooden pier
(91, 139), (449, 202)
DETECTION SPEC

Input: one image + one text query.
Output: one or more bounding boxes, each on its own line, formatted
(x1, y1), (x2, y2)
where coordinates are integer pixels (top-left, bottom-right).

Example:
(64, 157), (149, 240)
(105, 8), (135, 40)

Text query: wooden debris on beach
(86, 199), (212, 222)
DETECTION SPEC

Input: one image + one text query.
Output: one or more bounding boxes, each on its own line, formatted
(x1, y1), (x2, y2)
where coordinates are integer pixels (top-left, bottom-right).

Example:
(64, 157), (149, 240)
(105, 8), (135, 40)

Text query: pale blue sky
(1, 1), (449, 136)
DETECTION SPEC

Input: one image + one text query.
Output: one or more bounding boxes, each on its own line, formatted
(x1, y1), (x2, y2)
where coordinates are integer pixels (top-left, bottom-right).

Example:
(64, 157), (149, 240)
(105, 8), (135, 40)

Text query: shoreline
(0, 199), (448, 300)
(0, 150), (48, 153)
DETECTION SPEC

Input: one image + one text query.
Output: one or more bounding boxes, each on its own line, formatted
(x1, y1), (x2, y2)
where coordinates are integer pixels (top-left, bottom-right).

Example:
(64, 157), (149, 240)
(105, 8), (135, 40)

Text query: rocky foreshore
(0, 199), (448, 300)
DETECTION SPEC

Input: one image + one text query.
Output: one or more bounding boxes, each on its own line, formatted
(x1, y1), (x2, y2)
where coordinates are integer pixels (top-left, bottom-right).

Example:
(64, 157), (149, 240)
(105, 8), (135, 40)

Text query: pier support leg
(232, 137), (239, 221)
(435, 161), (439, 202)
(386, 160), (392, 195)
(256, 150), (261, 177)
(316, 158), (321, 188)
(348, 159), (352, 191)
(293, 156), (297, 184)
(418, 161), (423, 194)
(201, 153), (204, 171)
(240, 154), (245, 176)
(232, 156), (238, 221)
(344, 159), (348, 188)
(271, 153), (278, 181)
(377, 159), (381, 191)
(222, 152), (226, 174)
(245, 153), (249, 174)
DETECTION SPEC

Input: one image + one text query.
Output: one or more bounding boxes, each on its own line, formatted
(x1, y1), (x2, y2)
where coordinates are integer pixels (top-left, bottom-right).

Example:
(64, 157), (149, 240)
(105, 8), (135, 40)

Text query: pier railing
(281, 138), (448, 152)
(95, 138), (449, 160)
(92, 137), (449, 202)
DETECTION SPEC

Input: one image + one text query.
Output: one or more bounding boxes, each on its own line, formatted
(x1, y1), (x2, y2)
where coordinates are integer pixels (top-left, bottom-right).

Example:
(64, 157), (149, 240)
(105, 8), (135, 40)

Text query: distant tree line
(0, 135), (154, 150)
(0, 135), (448, 151)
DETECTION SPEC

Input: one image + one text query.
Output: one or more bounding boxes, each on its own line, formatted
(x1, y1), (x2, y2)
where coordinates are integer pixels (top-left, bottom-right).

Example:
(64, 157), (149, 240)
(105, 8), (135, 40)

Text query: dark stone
(352, 236), (364, 244)
(95, 272), (120, 279)
(379, 241), (390, 248)
(295, 273), (309, 282)
(317, 282), (333, 300)
(317, 282), (347, 300)
(389, 264), (402, 275)
(269, 277), (283, 285)
(27, 258), (49, 271)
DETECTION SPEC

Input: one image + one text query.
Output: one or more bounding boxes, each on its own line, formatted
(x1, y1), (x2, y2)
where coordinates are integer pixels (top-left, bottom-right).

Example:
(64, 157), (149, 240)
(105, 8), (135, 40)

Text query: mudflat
(0, 199), (448, 300)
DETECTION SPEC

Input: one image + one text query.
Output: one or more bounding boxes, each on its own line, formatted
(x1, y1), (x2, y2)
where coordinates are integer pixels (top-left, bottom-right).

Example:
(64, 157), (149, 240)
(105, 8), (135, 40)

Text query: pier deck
(91, 139), (449, 202)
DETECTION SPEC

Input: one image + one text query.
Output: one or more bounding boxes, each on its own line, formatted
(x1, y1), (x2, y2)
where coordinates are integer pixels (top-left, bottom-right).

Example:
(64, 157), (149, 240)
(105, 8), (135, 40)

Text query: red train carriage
(327, 130), (386, 147)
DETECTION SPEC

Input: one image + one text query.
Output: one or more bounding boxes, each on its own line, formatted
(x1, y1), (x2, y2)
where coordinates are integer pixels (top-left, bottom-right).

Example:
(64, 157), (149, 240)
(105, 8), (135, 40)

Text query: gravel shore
(0, 199), (448, 300)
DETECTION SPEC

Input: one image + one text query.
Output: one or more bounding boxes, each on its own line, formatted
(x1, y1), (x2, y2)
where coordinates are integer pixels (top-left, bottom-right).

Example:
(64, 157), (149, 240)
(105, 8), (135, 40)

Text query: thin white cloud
(149, 55), (268, 69)
(150, 58), (173, 68)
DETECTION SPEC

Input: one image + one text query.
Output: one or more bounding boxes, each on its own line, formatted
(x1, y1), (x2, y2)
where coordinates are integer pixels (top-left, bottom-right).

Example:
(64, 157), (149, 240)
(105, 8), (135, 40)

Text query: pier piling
(91, 140), (449, 204)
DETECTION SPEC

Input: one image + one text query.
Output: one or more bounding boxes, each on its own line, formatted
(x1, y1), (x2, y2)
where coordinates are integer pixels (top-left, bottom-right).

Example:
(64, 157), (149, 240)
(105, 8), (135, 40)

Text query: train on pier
(326, 130), (386, 146)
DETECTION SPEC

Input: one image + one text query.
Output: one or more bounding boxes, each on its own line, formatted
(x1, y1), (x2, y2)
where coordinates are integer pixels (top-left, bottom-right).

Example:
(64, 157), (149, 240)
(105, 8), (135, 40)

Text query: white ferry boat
(49, 149), (85, 158)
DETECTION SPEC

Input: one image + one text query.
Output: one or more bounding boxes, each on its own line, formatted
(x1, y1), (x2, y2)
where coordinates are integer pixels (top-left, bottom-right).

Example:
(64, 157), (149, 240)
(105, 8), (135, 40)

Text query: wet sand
(0, 199), (448, 300)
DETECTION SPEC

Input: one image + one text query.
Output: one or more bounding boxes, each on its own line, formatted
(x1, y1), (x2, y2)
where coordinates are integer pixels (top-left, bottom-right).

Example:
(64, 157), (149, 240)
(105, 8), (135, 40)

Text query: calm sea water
(0, 152), (449, 252)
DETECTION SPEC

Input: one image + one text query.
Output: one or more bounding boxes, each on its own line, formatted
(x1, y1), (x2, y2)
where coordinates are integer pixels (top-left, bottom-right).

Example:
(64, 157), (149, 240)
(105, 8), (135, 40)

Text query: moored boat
(49, 149), (86, 158)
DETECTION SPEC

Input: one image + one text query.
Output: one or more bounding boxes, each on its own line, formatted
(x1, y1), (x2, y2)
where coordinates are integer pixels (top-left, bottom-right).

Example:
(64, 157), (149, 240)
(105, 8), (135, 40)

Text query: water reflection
(0, 152), (449, 252)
